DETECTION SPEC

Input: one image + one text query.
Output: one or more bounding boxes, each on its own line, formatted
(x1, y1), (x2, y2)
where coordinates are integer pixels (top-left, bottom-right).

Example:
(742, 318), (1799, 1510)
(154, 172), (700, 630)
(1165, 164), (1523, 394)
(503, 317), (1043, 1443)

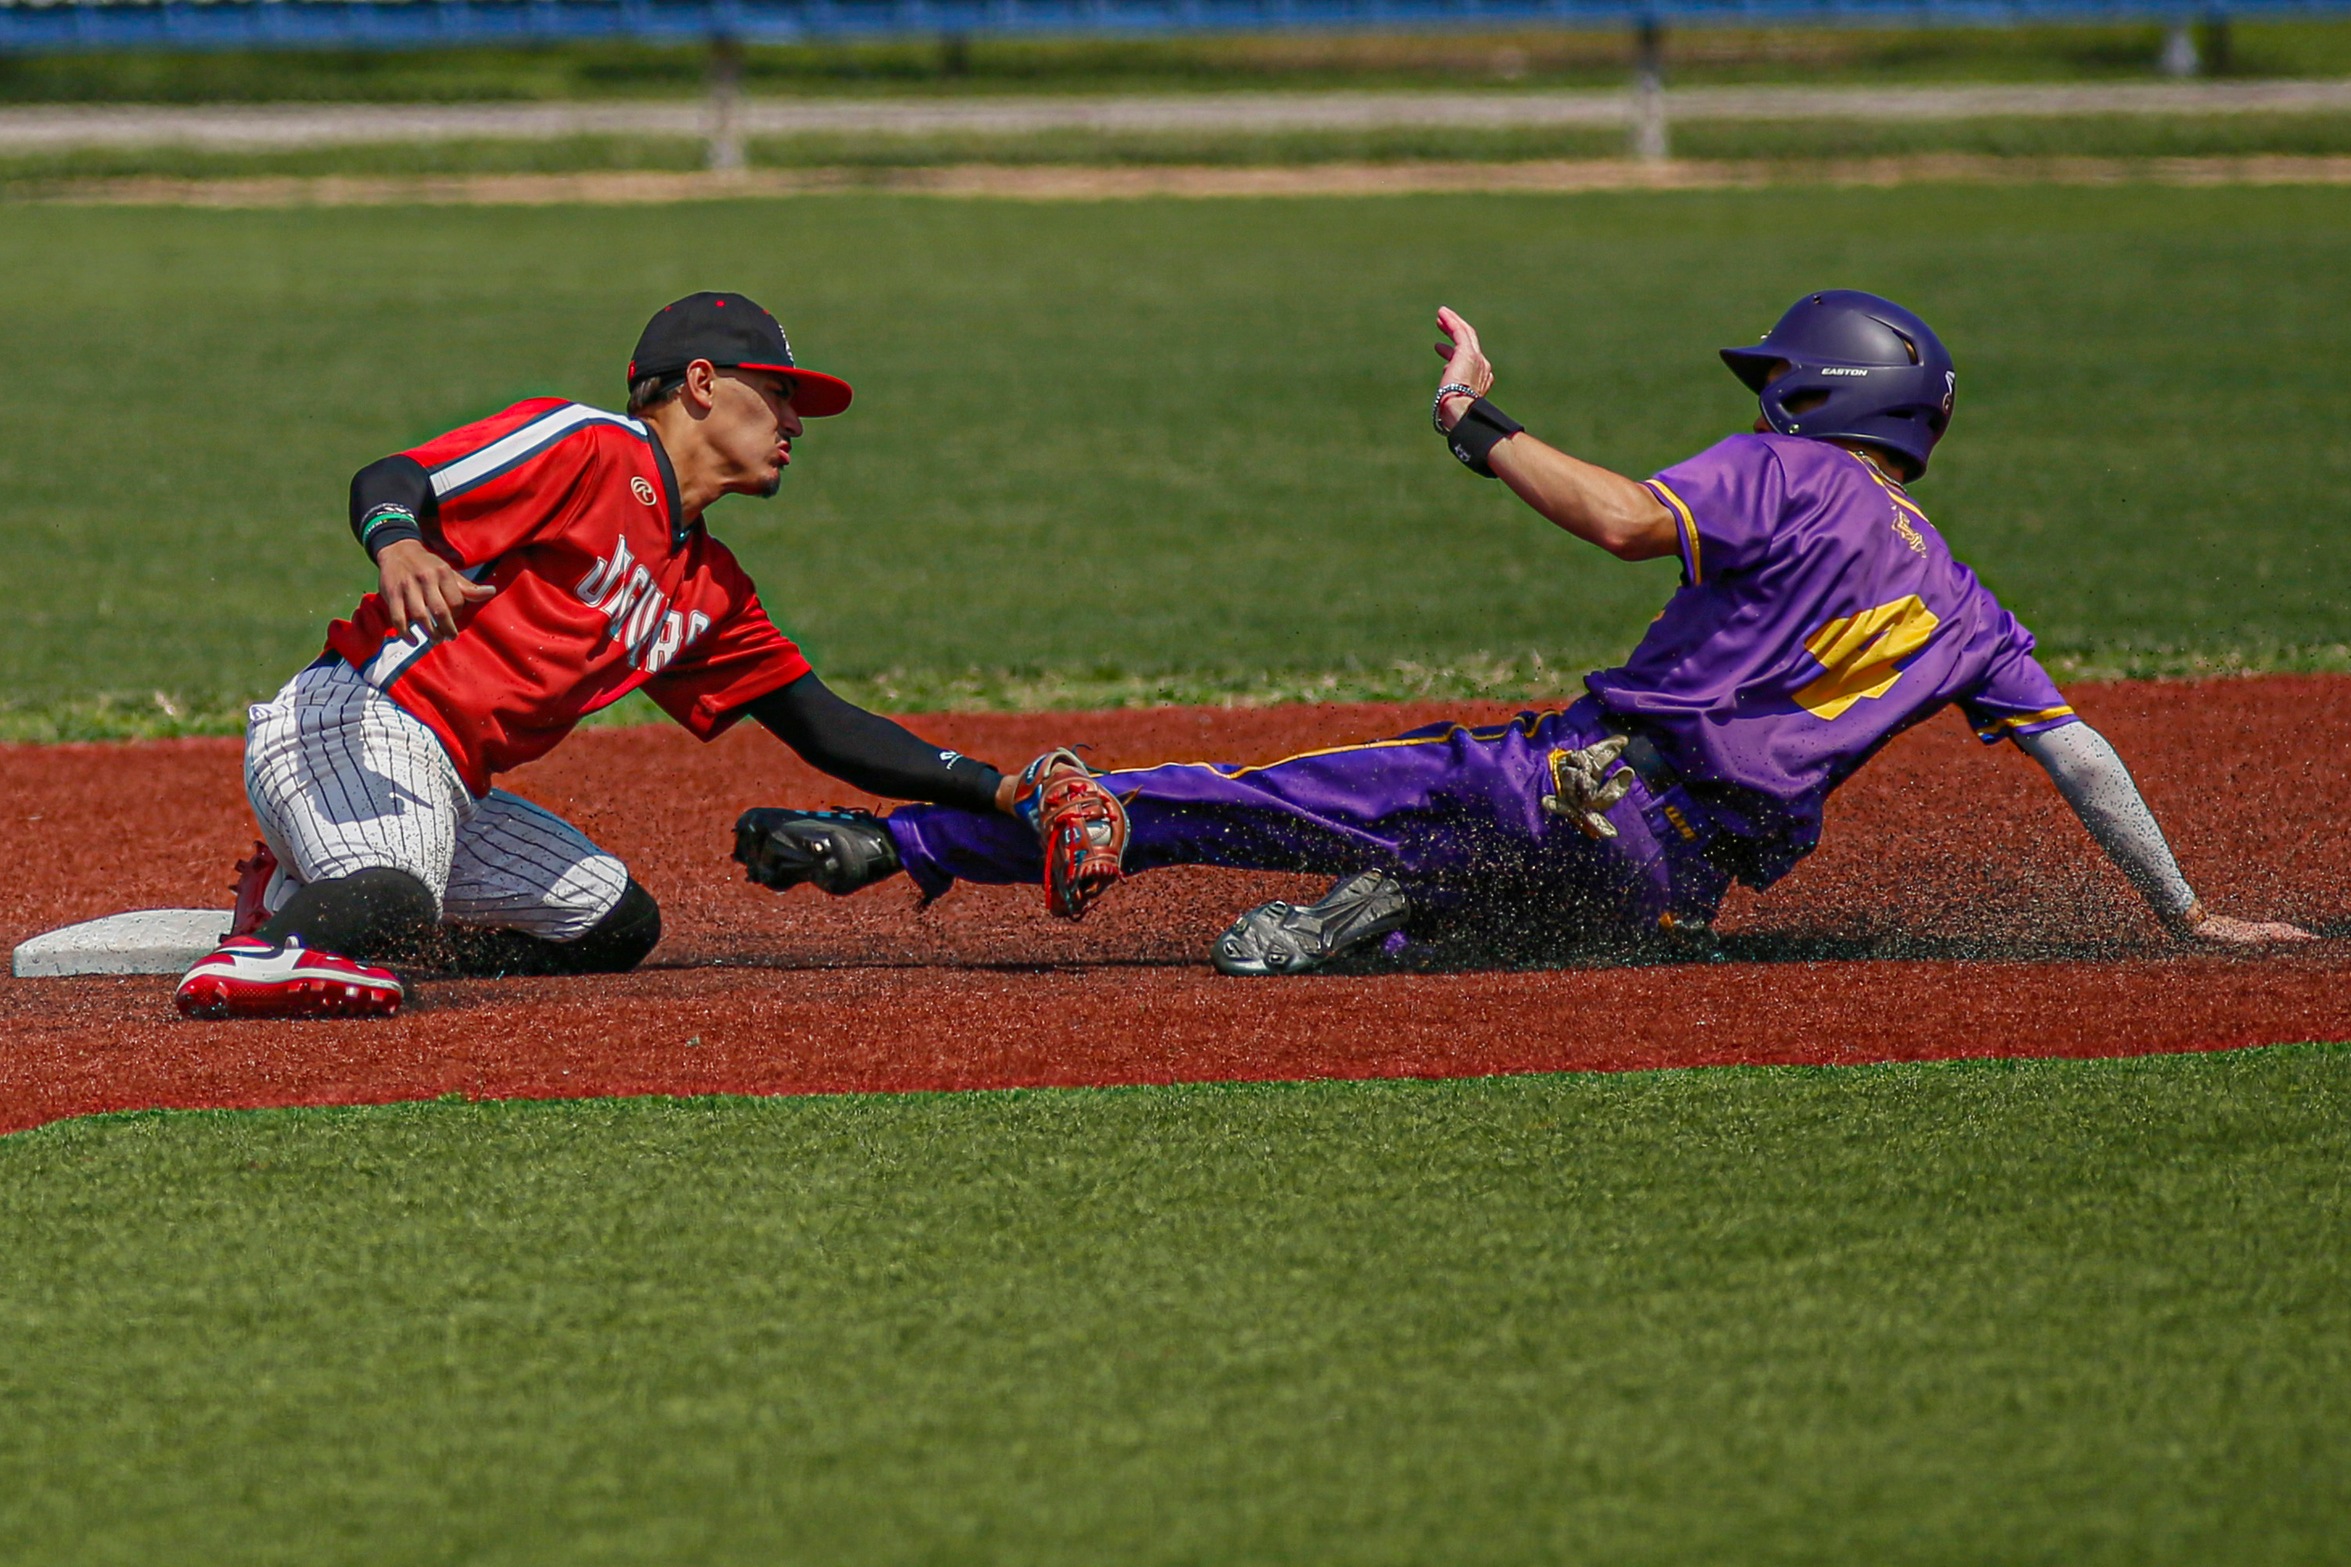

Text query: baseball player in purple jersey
(733, 290), (2311, 970)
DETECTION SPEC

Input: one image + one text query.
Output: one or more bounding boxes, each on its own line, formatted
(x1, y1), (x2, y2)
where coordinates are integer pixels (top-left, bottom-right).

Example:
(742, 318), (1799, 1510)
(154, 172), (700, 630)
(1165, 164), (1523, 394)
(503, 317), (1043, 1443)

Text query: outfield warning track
(2, 675), (2344, 1136)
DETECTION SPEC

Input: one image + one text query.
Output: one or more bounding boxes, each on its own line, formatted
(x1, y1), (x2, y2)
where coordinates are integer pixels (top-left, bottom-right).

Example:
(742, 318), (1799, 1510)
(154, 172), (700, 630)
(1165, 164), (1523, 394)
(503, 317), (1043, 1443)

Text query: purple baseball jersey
(1586, 433), (2076, 883)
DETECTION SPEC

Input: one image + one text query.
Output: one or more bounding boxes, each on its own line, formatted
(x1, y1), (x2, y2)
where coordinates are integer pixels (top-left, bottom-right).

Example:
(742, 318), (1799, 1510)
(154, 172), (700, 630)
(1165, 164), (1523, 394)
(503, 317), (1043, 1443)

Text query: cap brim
(737, 362), (854, 418)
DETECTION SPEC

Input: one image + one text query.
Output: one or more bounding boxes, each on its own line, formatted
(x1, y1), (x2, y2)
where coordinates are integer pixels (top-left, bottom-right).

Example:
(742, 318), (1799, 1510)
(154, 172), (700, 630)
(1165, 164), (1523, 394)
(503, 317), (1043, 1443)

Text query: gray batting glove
(1541, 736), (1635, 839)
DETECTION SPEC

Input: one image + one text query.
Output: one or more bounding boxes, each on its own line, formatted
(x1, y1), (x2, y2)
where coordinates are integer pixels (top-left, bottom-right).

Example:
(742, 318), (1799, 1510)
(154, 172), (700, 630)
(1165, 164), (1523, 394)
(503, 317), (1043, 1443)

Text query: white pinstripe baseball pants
(244, 660), (631, 942)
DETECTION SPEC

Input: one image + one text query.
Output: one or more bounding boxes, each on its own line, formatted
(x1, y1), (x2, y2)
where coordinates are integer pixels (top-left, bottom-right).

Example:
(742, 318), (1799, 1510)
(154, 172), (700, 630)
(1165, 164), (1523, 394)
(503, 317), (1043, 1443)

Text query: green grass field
(4, 1048), (2347, 1564)
(1, 183), (2346, 735)
(5, 180), (2348, 1559)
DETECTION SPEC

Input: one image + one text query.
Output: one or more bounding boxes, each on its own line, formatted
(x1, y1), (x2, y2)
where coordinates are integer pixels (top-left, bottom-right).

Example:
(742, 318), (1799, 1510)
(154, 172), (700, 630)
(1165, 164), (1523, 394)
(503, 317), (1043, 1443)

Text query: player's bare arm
(1431, 307), (1679, 561)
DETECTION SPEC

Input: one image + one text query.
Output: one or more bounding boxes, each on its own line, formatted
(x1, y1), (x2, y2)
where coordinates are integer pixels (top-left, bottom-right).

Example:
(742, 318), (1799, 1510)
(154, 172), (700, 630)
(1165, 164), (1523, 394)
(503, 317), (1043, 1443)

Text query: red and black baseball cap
(628, 291), (854, 417)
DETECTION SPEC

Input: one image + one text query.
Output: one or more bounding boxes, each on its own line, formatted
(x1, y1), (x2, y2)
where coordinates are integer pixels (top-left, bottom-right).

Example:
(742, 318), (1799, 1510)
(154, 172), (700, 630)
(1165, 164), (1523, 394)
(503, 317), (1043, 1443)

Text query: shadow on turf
(394, 927), (2321, 1008)
(664, 928), (2179, 974)
(394, 906), (2351, 1002)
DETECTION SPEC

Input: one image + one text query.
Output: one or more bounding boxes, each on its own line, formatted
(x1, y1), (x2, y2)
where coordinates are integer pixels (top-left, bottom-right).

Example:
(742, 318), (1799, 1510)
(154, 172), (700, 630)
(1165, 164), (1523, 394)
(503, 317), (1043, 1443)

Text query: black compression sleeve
(746, 674), (1005, 813)
(349, 455), (436, 561)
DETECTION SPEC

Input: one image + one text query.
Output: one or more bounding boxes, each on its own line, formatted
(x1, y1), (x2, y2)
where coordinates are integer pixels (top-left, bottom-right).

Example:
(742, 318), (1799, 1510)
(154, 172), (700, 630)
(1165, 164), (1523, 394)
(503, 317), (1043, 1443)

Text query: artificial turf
(2, 1046), (2346, 1564)
(1, 183), (2346, 736)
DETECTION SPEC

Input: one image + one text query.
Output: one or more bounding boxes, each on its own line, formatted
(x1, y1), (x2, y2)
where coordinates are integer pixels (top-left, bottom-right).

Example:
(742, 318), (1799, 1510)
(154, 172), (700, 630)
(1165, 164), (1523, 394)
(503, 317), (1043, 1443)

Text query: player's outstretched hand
(2184, 911), (2318, 946)
(378, 537), (496, 641)
(1432, 306), (1495, 432)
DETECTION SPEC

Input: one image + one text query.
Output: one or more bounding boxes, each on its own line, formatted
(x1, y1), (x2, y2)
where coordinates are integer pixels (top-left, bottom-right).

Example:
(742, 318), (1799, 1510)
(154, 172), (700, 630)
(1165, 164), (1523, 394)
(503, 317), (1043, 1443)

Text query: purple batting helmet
(1720, 290), (1956, 479)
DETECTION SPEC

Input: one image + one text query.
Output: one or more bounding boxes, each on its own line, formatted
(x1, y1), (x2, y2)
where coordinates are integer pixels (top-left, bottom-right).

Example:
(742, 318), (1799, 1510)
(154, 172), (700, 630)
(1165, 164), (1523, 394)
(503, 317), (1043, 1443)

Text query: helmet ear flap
(1754, 365), (1833, 435)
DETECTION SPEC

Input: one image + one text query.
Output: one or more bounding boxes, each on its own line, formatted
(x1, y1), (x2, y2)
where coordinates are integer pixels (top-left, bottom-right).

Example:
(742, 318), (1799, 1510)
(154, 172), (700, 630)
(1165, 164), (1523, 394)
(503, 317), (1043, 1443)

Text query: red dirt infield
(3, 676), (2345, 1136)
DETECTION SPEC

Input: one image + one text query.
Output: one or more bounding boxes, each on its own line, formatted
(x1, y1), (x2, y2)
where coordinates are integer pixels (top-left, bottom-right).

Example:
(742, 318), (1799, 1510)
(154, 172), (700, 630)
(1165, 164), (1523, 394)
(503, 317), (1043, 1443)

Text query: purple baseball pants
(885, 697), (1732, 946)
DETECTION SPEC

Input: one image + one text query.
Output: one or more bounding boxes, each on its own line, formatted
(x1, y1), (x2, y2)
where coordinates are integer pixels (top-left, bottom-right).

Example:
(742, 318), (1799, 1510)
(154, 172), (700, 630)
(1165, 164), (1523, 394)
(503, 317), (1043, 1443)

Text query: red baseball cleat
(228, 839), (278, 938)
(174, 937), (403, 1021)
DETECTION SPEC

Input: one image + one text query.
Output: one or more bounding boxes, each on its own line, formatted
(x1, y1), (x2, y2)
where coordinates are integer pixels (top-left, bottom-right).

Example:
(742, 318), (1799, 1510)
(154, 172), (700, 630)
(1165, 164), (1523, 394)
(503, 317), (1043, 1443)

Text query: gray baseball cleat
(733, 808), (903, 896)
(1211, 869), (1412, 976)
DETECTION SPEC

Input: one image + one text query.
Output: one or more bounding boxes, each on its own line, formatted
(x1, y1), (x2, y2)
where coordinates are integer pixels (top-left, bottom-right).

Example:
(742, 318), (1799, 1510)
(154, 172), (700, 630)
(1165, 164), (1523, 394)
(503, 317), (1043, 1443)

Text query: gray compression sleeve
(2014, 722), (2197, 920)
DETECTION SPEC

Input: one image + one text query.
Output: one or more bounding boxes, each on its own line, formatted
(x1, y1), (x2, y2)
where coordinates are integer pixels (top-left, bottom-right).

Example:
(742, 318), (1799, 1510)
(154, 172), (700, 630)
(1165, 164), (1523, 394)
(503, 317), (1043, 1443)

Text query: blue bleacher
(0, 0), (2333, 56)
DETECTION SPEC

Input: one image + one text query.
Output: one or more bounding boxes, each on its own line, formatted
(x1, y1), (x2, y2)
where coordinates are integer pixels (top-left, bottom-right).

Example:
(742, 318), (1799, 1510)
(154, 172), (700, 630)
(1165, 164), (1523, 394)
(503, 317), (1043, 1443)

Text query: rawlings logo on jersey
(575, 540), (713, 674)
(630, 476), (658, 506)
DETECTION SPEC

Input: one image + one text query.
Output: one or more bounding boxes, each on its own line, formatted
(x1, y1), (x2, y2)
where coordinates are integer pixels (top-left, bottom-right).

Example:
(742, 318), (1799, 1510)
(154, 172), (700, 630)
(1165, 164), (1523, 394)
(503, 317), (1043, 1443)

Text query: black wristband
(1444, 397), (1525, 478)
(350, 453), (437, 559)
(357, 505), (425, 562)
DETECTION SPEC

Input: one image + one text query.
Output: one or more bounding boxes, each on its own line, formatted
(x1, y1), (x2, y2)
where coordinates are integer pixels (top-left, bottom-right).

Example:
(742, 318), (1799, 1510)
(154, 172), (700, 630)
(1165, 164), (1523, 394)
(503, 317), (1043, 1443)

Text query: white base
(13, 909), (232, 978)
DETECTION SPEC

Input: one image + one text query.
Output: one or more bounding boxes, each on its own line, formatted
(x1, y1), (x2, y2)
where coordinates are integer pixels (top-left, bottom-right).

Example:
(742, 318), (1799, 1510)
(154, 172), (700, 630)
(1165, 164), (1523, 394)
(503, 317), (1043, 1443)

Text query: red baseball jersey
(325, 397), (811, 795)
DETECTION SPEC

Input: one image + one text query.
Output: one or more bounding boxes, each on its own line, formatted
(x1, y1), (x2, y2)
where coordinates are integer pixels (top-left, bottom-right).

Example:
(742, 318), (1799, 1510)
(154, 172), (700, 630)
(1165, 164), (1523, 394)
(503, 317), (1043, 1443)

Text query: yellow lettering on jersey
(1794, 595), (1942, 720)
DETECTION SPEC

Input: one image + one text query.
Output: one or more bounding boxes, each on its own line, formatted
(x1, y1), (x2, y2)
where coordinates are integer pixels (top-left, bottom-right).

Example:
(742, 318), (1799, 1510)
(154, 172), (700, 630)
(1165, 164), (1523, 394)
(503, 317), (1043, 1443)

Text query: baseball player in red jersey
(176, 292), (1125, 1019)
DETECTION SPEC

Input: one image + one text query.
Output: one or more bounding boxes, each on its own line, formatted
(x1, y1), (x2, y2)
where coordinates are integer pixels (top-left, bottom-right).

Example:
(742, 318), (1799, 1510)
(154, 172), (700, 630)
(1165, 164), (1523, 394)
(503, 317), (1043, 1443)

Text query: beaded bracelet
(1430, 382), (1478, 434)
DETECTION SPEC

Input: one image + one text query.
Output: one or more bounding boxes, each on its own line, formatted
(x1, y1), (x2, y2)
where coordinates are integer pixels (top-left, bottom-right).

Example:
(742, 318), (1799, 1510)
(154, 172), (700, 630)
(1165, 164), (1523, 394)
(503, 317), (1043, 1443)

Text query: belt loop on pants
(1598, 716), (1737, 933)
(1599, 716), (1681, 793)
